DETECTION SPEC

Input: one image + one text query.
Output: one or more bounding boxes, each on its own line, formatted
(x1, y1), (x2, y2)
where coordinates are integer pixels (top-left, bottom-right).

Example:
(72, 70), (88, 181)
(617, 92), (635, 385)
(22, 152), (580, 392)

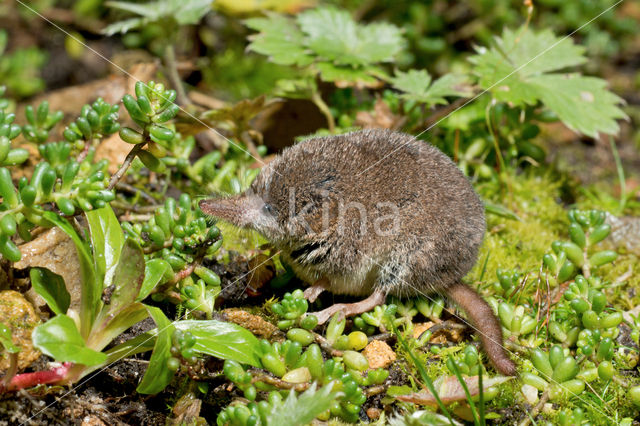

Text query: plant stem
(311, 91), (335, 133)
(164, 43), (189, 107)
(3, 362), (71, 392)
(518, 389), (549, 426)
(609, 137), (627, 214)
(108, 144), (144, 190)
(0, 352), (18, 390)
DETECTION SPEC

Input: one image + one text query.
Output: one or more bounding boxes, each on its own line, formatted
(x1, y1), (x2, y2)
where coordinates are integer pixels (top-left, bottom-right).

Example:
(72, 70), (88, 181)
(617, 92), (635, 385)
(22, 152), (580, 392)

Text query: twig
(108, 144), (144, 190)
(111, 201), (161, 214)
(0, 353), (18, 390)
(311, 91), (335, 133)
(164, 44), (189, 106)
(249, 372), (310, 392)
(313, 332), (343, 357)
(115, 182), (156, 203)
(365, 385), (387, 397)
(414, 97), (470, 134)
(518, 389), (549, 426)
(240, 131), (262, 159)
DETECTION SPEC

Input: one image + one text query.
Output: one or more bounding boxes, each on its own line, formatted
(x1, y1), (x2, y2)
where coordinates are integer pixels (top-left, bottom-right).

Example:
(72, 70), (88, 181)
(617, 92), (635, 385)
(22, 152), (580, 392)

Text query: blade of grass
(609, 137), (627, 214)
(389, 314), (455, 425)
(478, 361), (485, 425)
(446, 358), (482, 425)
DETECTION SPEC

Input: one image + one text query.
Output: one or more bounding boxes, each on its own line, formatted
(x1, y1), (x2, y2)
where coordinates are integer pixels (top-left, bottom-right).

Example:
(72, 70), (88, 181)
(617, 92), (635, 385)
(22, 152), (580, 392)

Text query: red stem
(2, 362), (72, 392)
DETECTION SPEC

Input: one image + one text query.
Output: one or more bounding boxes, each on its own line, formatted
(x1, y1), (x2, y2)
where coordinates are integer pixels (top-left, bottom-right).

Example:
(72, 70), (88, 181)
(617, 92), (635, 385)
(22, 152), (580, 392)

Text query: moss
(469, 171), (571, 288)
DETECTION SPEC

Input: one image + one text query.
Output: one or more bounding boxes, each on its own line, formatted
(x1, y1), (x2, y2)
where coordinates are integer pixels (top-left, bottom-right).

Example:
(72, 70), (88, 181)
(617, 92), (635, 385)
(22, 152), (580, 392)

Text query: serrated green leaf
(530, 74), (626, 137)
(273, 78), (317, 99)
(245, 14), (313, 66)
(469, 27), (625, 137)
(137, 306), (175, 394)
(32, 315), (107, 366)
(265, 383), (338, 426)
(103, 17), (147, 36)
(30, 268), (70, 315)
(174, 320), (262, 366)
(297, 7), (403, 66)
(315, 62), (381, 87)
(172, 0), (211, 25)
(104, 0), (210, 35)
(391, 69), (473, 106)
(245, 7), (403, 75)
(106, 1), (162, 19)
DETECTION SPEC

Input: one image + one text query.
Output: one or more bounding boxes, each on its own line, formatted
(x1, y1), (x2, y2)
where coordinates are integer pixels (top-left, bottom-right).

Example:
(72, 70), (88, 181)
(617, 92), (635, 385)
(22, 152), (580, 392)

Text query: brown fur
(200, 129), (516, 375)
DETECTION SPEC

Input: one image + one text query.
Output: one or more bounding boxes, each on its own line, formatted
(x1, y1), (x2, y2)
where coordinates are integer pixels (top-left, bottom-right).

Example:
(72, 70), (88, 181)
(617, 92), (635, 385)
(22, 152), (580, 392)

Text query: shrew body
(200, 129), (516, 375)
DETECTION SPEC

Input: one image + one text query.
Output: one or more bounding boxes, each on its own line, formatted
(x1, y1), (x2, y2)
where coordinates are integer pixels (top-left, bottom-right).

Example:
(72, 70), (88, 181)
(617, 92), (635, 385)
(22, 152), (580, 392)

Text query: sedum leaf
(30, 268), (70, 315)
(390, 69), (473, 107)
(469, 27), (625, 137)
(174, 320), (262, 366)
(32, 315), (106, 366)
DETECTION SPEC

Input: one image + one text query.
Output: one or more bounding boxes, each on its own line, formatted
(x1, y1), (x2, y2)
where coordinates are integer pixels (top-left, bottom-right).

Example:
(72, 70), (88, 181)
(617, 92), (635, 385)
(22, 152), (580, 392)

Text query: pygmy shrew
(200, 129), (517, 375)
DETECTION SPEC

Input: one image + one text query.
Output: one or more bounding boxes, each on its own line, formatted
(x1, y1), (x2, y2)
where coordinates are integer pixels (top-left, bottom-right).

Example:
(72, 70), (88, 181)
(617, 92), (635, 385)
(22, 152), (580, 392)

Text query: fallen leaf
(355, 99), (405, 130)
(396, 375), (512, 406)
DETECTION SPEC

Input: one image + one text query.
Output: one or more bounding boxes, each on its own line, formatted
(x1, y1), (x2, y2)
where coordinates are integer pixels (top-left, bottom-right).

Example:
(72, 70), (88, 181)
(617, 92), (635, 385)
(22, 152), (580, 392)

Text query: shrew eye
(262, 203), (276, 215)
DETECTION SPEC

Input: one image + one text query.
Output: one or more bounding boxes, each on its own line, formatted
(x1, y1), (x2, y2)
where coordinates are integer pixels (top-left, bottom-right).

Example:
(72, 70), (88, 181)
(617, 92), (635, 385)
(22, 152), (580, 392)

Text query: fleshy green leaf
(137, 258), (172, 301)
(104, 331), (156, 364)
(43, 212), (100, 338)
(32, 315), (106, 366)
(106, 238), (145, 313)
(89, 302), (148, 351)
(30, 268), (70, 315)
(0, 322), (19, 353)
(86, 206), (125, 289)
(174, 320), (262, 367)
(390, 69), (473, 106)
(469, 27), (625, 137)
(137, 306), (175, 394)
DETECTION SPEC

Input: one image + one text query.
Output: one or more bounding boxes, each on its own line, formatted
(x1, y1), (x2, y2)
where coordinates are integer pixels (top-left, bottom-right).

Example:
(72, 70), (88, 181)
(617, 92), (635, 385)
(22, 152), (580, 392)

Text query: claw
(309, 289), (386, 325)
(303, 277), (330, 303)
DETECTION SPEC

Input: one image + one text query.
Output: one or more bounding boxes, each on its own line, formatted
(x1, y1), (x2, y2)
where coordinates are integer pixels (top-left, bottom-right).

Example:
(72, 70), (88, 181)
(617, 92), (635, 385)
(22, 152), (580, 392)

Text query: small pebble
(363, 340), (396, 369)
(366, 407), (381, 420)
